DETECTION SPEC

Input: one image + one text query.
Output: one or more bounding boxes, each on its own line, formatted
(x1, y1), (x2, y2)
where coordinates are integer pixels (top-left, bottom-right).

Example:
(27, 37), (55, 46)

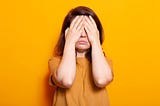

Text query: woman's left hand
(84, 16), (100, 45)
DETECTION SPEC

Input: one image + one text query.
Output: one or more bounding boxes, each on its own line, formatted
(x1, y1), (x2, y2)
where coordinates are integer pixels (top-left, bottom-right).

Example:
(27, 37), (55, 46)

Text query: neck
(76, 52), (86, 58)
(76, 49), (89, 58)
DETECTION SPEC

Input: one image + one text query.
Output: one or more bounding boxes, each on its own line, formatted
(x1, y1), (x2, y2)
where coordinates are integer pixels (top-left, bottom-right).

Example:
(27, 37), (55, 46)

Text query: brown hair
(53, 6), (104, 60)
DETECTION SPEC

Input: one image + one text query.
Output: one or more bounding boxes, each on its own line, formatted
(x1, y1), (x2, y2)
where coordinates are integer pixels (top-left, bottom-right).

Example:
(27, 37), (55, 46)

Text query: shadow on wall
(44, 72), (56, 106)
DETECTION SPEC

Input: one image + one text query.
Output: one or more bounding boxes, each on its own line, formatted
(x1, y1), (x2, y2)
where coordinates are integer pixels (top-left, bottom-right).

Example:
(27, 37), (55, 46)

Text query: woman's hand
(51, 16), (85, 88)
(84, 16), (100, 45)
(84, 16), (113, 88)
(65, 16), (84, 45)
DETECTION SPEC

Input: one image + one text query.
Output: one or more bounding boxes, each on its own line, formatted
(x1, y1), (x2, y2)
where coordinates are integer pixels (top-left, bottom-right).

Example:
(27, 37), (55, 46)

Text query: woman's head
(54, 6), (104, 57)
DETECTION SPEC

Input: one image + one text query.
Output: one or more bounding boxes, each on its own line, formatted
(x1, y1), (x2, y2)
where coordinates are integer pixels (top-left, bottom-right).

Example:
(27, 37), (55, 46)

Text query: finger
(74, 25), (83, 41)
(70, 16), (79, 29)
(77, 25), (84, 39)
(70, 16), (83, 30)
(72, 16), (84, 30)
(84, 16), (95, 31)
(76, 17), (85, 31)
(78, 23), (84, 35)
(84, 26), (92, 43)
(84, 22), (90, 36)
(75, 19), (84, 38)
(65, 27), (69, 38)
(89, 15), (97, 29)
(85, 17), (93, 32)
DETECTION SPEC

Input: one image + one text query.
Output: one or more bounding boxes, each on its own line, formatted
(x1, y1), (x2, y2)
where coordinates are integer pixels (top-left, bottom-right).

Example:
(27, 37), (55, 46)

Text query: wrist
(91, 40), (101, 47)
(65, 39), (76, 47)
(63, 43), (76, 58)
(91, 41), (102, 55)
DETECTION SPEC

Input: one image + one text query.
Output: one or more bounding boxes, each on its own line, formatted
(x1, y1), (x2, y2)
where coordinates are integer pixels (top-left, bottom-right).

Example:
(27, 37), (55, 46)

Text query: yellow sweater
(49, 56), (112, 106)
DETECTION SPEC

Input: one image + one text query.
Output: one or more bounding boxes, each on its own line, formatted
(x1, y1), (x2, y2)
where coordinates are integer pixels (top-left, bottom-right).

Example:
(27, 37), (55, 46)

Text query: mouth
(78, 41), (87, 45)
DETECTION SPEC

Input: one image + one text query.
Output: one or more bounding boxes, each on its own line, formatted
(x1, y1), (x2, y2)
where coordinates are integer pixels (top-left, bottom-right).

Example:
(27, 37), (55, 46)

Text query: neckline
(76, 57), (87, 59)
(76, 57), (90, 65)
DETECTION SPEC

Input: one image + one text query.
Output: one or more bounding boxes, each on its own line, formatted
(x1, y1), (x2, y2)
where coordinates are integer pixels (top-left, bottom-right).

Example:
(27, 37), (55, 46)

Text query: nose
(81, 29), (87, 37)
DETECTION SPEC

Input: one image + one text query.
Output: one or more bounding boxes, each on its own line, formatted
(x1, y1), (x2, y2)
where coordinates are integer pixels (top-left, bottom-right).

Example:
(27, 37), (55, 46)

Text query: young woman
(48, 6), (113, 106)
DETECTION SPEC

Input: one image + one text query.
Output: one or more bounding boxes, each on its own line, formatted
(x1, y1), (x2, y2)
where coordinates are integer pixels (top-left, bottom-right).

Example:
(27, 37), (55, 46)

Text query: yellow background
(0, 0), (160, 106)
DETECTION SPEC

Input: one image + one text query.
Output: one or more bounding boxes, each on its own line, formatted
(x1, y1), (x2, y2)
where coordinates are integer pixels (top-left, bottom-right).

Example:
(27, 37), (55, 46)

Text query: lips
(78, 41), (87, 45)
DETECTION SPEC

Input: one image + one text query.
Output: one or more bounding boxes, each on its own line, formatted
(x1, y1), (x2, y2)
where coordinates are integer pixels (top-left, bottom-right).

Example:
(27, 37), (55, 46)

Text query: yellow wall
(0, 0), (160, 105)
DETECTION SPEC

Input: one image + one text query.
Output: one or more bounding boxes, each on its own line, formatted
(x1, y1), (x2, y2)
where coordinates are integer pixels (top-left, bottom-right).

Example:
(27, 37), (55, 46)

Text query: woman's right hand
(52, 16), (84, 88)
(65, 16), (84, 45)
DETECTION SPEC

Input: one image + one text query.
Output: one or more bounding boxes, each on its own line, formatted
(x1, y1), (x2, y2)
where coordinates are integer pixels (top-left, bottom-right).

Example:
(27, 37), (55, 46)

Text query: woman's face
(75, 28), (91, 52)
(65, 15), (91, 52)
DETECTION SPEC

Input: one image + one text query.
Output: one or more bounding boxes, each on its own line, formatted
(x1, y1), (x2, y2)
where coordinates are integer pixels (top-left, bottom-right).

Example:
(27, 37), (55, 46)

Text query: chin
(75, 45), (90, 52)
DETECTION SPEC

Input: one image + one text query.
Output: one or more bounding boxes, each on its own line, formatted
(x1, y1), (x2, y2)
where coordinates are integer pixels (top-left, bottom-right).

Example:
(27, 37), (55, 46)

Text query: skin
(49, 15), (113, 88)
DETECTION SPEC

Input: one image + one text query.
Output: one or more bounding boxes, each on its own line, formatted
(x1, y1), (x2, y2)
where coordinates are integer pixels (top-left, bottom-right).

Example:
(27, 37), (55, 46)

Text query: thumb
(65, 27), (69, 38)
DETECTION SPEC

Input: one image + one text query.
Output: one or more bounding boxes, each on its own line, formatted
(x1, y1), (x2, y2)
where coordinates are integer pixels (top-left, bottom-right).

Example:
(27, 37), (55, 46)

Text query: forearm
(55, 41), (76, 88)
(91, 42), (113, 88)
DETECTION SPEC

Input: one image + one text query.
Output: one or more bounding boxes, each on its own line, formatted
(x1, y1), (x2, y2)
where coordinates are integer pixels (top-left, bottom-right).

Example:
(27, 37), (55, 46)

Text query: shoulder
(48, 56), (62, 62)
(48, 56), (62, 66)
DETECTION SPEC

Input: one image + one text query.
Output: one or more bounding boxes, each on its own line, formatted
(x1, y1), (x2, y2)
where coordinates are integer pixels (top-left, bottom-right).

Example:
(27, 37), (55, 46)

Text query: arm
(91, 42), (113, 88)
(55, 41), (76, 88)
(49, 16), (84, 88)
(84, 16), (113, 88)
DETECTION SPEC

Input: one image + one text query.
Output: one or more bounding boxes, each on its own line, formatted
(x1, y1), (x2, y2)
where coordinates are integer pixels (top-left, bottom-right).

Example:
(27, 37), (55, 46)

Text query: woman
(48, 6), (113, 106)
